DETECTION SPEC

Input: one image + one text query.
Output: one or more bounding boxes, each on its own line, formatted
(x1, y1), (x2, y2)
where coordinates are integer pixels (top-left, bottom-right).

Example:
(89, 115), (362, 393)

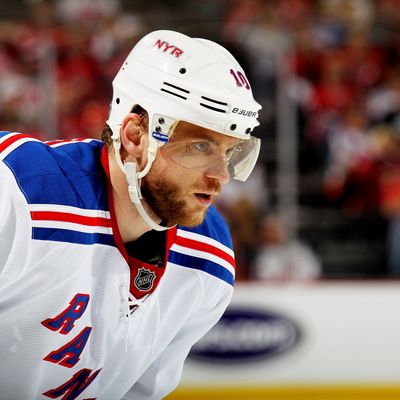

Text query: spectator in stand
(373, 126), (400, 276)
(323, 105), (378, 214)
(252, 214), (321, 281)
(366, 66), (400, 127)
(0, 0), (143, 140)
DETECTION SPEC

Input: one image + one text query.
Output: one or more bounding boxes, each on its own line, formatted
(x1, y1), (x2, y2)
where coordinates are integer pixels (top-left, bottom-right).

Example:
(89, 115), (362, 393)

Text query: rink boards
(167, 281), (400, 400)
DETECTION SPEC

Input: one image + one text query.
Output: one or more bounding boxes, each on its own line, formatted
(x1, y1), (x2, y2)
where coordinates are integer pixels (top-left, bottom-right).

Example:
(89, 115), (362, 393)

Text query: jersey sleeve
(121, 273), (233, 400)
(0, 160), (31, 279)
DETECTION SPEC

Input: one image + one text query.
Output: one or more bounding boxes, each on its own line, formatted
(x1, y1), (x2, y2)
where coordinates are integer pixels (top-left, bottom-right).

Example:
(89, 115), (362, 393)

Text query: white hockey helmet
(106, 30), (262, 230)
(107, 29), (262, 182)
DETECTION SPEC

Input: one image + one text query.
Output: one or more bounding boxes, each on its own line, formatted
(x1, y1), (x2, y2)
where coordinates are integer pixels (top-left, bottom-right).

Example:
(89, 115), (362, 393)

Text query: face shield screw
(179, 68), (186, 74)
(116, 98), (120, 104)
(246, 128), (251, 134)
(155, 126), (162, 133)
(230, 124), (237, 130)
(158, 117), (165, 124)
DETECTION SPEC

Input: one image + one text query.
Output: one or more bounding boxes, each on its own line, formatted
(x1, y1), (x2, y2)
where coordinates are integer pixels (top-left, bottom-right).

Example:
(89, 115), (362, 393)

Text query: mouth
(194, 193), (214, 206)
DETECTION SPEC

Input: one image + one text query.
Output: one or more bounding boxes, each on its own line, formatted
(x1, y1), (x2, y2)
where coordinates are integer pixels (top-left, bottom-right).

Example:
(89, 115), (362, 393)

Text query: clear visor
(159, 121), (261, 181)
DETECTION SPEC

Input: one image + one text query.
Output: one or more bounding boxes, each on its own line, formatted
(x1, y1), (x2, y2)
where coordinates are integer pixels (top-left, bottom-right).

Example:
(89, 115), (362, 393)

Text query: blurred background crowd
(1, 0), (400, 281)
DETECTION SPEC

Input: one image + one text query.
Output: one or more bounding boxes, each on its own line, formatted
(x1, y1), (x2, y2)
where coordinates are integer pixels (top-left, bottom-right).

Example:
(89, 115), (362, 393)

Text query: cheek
(154, 153), (203, 188)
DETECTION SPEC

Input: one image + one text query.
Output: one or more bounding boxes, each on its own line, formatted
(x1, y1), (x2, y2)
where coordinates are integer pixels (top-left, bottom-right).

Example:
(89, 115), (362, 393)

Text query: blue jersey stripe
(168, 250), (234, 286)
(32, 227), (115, 247)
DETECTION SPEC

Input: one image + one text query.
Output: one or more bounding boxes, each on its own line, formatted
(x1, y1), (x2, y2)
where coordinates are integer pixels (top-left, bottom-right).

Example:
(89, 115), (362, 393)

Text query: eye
(192, 142), (210, 153)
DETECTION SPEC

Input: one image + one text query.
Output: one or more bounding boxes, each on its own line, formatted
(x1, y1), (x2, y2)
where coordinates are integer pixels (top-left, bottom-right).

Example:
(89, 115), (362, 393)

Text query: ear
(120, 113), (149, 169)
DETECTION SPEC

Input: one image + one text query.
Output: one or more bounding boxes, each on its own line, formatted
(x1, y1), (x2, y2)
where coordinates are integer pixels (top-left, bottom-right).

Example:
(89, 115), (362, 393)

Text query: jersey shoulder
(0, 131), (106, 207)
(0, 131), (114, 246)
(189, 205), (233, 249)
(168, 206), (236, 286)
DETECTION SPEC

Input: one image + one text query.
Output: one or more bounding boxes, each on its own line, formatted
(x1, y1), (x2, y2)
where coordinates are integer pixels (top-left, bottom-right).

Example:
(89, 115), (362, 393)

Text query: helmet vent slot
(161, 82), (190, 100)
(201, 96), (227, 106)
(200, 96), (228, 113)
(162, 82), (190, 93)
(199, 103), (226, 113)
(161, 89), (187, 100)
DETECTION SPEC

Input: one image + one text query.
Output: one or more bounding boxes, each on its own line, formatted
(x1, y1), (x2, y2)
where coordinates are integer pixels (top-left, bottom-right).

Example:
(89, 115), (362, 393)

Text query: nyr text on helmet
(153, 39), (184, 58)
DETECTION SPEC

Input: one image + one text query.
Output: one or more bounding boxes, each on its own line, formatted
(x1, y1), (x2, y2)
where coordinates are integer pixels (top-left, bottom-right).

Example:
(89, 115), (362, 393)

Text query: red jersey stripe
(30, 211), (112, 228)
(45, 138), (89, 146)
(174, 236), (235, 269)
(0, 134), (32, 153)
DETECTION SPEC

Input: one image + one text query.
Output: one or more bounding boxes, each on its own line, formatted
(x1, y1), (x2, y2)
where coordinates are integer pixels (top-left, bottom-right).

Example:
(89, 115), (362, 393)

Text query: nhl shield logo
(134, 267), (156, 292)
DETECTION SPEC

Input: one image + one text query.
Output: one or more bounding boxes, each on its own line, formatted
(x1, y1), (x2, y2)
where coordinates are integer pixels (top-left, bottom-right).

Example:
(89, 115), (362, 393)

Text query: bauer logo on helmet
(232, 108), (258, 118)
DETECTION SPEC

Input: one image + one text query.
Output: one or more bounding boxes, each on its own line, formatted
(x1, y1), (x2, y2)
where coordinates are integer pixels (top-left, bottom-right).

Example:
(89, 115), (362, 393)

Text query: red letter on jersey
(44, 326), (92, 368)
(42, 368), (101, 400)
(42, 294), (90, 335)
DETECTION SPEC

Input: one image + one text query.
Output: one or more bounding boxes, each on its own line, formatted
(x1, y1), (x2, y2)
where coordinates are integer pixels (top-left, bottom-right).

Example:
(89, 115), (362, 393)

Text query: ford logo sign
(189, 307), (301, 363)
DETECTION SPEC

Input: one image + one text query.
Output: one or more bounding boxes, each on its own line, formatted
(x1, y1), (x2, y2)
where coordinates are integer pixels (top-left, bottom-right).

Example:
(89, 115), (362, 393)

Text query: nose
(204, 157), (230, 184)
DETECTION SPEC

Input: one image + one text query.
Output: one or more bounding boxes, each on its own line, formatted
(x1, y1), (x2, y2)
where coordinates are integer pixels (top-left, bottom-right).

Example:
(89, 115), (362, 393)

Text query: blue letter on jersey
(42, 294), (90, 335)
(44, 326), (92, 368)
(42, 368), (101, 400)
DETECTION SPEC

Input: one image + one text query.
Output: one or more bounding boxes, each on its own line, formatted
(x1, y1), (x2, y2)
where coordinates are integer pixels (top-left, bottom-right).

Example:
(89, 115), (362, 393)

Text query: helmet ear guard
(106, 30), (262, 229)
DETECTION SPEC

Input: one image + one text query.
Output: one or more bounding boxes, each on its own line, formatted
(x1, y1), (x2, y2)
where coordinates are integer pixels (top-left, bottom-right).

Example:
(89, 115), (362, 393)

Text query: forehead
(171, 121), (242, 147)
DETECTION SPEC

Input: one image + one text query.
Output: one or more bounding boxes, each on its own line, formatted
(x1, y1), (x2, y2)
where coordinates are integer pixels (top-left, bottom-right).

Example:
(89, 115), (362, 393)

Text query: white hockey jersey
(0, 132), (235, 400)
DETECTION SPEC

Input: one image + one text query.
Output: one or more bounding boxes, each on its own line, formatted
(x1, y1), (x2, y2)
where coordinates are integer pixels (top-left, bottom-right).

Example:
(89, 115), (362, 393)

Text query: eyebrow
(172, 125), (242, 148)
(172, 129), (218, 144)
(186, 135), (242, 150)
(190, 133), (218, 145)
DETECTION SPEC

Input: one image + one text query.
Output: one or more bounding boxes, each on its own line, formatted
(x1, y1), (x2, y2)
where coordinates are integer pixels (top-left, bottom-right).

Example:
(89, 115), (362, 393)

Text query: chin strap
(112, 129), (169, 231)
(125, 161), (169, 232)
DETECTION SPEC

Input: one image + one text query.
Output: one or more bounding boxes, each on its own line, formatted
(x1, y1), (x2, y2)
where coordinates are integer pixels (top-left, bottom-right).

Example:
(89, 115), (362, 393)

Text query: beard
(141, 168), (219, 228)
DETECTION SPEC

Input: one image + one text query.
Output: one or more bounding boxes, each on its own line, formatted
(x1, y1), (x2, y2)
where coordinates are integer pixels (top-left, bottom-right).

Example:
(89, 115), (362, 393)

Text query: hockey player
(0, 30), (261, 399)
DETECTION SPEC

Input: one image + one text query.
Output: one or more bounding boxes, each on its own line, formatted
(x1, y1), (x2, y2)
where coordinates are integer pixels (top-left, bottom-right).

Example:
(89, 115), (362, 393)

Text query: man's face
(141, 121), (242, 227)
